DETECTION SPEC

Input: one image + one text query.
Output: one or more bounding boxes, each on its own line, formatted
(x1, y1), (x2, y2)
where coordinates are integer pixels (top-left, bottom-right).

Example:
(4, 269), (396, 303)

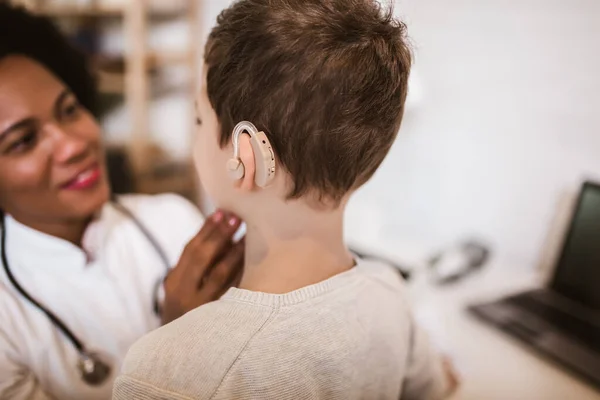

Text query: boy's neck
(238, 200), (354, 294)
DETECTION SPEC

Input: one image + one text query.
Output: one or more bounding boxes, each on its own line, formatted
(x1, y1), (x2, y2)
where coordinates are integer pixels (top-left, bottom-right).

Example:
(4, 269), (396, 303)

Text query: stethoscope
(0, 200), (170, 386)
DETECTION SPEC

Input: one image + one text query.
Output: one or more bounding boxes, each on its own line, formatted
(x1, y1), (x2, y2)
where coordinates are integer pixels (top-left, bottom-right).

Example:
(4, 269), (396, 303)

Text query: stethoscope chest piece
(77, 352), (111, 386)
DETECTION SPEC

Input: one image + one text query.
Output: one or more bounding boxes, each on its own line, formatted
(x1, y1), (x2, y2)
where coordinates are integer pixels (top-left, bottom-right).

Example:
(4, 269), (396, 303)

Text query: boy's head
(195, 0), (411, 214)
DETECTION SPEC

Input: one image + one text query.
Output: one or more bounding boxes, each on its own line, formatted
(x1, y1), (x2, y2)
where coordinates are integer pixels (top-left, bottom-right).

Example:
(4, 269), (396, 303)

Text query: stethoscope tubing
(0, 199), (170, 361)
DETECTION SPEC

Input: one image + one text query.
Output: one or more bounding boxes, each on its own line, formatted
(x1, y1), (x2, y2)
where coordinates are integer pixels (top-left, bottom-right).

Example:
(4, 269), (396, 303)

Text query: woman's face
(0, 56), (109, 223)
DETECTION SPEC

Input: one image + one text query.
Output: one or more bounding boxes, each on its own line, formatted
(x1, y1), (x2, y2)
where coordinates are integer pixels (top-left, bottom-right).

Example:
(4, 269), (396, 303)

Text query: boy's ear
(237, 134), (256, 191)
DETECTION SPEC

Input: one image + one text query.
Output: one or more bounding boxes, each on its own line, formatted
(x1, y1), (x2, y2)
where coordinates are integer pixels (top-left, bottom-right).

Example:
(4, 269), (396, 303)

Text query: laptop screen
(550, 182), (600, 311)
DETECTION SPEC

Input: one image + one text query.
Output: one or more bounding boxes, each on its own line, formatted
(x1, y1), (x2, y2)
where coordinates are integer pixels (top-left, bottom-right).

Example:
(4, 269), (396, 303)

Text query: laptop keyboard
(506, 294), (600, 353)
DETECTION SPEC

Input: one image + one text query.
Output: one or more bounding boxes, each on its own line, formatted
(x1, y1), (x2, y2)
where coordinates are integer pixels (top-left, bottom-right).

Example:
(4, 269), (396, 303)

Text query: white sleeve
(400, 317), (449, 400)
(0, 328), (55, 400)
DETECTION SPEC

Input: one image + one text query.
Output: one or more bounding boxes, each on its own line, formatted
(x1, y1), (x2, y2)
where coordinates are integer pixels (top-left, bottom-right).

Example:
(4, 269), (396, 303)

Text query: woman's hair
(0, 2), (97, 114)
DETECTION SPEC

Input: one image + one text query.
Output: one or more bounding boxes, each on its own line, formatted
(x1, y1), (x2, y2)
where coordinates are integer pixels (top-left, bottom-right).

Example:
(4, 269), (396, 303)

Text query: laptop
(468, 181), (600, 389)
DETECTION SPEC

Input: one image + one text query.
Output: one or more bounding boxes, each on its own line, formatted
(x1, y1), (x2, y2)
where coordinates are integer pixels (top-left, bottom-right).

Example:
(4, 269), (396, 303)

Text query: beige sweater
(113, 261), (449, 400)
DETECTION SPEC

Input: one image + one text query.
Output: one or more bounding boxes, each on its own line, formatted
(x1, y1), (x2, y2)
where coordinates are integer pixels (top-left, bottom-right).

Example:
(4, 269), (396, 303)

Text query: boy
(114, 0), (457, 399)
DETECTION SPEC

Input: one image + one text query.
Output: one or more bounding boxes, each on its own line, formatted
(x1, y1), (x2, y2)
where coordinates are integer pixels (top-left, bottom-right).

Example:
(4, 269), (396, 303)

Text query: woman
(0, 3), (243, 399)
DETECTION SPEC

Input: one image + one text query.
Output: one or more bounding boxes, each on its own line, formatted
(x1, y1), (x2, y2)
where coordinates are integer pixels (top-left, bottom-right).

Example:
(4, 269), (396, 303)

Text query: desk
(407, 263), (600, 400)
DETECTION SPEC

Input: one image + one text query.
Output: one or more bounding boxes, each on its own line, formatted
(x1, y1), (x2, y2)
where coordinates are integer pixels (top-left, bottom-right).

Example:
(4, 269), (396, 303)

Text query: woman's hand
(160, 210), (244, 324)
(442, 356), (460, 398)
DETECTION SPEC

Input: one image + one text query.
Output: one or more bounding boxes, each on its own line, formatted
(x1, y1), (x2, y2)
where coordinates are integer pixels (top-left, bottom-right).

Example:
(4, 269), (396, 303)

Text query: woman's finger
(176, 211), (222, 270)
(185, 210), (225, 254)
(162, 215), (243, 323)
(200, 239), (245, 300)
(189, 215), (241, 282)
(182, 211), (241, 281)
(214, 243), (245, 298)
(230, 260), (244, 288)
(189, 210), (222, 242)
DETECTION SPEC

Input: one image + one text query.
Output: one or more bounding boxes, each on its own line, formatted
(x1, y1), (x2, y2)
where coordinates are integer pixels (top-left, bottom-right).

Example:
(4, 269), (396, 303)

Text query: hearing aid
(227, 121), (276, 188)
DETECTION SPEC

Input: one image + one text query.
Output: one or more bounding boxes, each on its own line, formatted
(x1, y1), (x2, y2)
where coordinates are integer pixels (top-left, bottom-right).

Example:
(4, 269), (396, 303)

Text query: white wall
(347, 0), (600, 268)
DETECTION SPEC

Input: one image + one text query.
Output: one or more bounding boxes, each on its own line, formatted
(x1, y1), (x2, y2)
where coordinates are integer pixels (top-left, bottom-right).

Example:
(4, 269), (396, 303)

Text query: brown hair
(205, 0), (412, 203)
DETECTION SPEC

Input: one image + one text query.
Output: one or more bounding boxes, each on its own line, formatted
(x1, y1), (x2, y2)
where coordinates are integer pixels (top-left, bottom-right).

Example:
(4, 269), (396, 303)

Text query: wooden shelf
(96, 51), (192, 73)
(98, 72), (191, 96)
(96, 51), (192, 94)
(135, 159), (198, 201)
(35, 4), (122, 17)
(149, 51), (193, 67)
(33, 4), (189, 19)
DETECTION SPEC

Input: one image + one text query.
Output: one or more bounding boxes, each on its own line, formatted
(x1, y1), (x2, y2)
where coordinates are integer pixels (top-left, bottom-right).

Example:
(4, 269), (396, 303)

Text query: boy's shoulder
(355, 258), (408, 288)
(115, 299), (275, 399)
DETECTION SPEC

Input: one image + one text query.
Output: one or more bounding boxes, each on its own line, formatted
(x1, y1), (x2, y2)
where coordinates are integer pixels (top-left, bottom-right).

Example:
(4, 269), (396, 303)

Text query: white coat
(0, 193), (203, 400)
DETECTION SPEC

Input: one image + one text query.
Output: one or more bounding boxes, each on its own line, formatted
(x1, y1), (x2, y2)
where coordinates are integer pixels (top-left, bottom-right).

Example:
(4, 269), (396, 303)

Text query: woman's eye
(62, 101), (81, 119)
(196, 117), (202, 126)
(7, 131), (37, 153)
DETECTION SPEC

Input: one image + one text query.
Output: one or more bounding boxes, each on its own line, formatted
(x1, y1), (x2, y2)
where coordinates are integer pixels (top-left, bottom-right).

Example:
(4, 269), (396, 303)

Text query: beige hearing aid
(227, 121), (276, 188)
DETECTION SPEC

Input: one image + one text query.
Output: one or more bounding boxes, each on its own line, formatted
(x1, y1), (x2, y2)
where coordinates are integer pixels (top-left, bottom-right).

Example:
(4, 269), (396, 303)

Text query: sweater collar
(222, 265), (361, 308)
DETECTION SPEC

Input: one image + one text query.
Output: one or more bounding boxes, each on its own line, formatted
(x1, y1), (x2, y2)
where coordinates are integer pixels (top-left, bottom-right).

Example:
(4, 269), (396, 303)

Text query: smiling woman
(0, 3), (245, 400)
(0, 56), (110, 241)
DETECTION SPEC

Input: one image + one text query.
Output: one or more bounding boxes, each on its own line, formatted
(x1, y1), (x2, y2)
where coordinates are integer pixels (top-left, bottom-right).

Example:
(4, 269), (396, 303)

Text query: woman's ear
(238, 134), (256, 191)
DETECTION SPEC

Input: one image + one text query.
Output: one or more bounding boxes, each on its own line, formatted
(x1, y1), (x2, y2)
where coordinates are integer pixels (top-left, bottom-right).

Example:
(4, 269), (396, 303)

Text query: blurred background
(11, 1), (600, 399)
